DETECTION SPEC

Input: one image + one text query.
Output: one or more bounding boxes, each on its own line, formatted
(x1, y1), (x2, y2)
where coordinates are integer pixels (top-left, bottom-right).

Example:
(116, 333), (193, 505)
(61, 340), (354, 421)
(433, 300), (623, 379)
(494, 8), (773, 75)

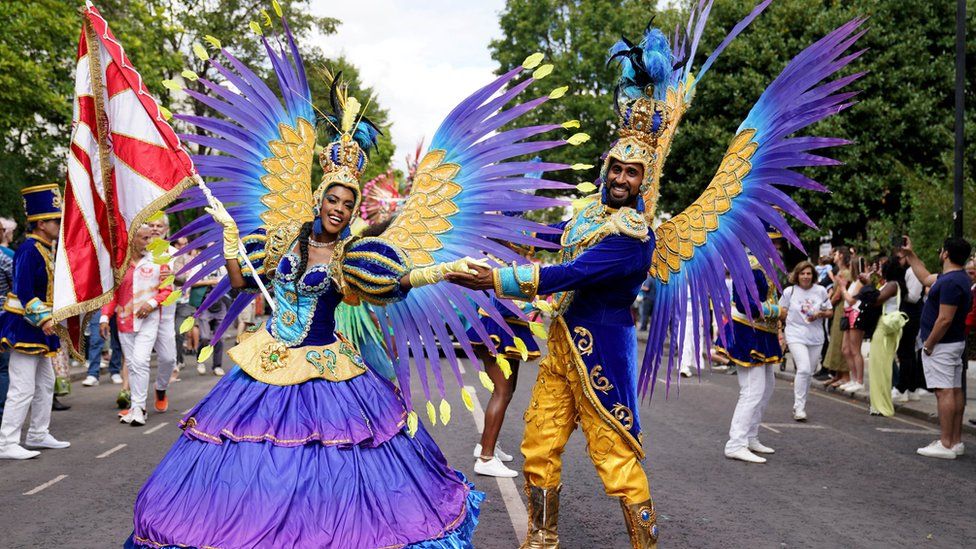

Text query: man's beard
(605, 183), (638, 209)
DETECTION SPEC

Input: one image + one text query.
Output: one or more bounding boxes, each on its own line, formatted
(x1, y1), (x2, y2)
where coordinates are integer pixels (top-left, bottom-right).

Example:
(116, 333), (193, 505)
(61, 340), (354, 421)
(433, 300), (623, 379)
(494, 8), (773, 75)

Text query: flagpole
(193, 175), (277, 314)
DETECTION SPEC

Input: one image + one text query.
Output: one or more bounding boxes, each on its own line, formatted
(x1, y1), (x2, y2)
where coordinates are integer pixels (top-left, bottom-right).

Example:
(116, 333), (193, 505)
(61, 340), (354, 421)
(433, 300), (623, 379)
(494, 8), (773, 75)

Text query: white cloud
(310, 0), (506, 170)
(308, 0), (675, 170)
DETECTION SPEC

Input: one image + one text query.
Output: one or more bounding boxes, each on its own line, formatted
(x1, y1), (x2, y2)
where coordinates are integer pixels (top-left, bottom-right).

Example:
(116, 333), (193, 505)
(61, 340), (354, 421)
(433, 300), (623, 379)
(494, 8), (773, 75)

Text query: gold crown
(319, 134), (368, 181)
(617, 96), (673, 147)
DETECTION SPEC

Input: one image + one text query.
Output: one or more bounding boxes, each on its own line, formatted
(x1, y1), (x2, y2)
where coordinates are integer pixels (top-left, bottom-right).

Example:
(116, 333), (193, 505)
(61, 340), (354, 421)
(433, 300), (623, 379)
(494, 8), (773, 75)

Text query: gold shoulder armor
(611, 208), (649, 241)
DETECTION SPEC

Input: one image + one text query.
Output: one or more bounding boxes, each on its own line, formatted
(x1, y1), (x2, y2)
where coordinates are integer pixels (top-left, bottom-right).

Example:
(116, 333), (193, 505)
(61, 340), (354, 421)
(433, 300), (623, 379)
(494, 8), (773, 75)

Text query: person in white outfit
(779, 261), (832, 422)
(0, 184), (70, 459)
(100, 225), (173, 426)
(716, 258), (783, 464)
(147, 216), (177, 413)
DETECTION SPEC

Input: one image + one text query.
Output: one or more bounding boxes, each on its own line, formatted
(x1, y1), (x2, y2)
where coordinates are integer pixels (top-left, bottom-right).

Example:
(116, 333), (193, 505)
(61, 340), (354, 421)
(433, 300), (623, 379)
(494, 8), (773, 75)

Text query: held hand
(99, 322), (111, 340)
(444, 261), (494, 290)
(136, 302), (156, 319)
(409, 257), (491, 288)
(901, 235), (915, 255)
(41, 319), (55, 336)
(204, 203), (240, 259)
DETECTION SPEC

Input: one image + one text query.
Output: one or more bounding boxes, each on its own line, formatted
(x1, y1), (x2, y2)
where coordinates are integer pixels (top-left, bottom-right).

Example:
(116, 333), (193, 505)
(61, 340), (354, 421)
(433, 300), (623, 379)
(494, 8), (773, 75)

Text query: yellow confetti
(426, 400), (437, 426)
(261, 9), (272, 27)
(496, 355), (512, 379)
(522, 52), (544, 69)
(530, 322), (548, 340)
(161, 274), (175, 287)
(567, 132), (590, 146)
(548, 86), (568, 99)
(161, 290), (181, 307)
(147, 210), (165, 223)
(249, 21), (263, 35)
(461, 388), (474, 412)
(576, 182), (597, 193)
(197, 344), (214, 363)
(179, 316), (195, 334)
(406, 411), (418, 437)
(147, 237), (169, 253)
(161, 79), (182, 91)
(439, 399), (452, 425)
(513, 337), (529, 361)
(533, 300), (553, 314)
(181, 69), (198, 81)
(192, 42), (209, 61)
(479, 371), (495, 392)
(203, 35), (221, 49)
(152, 254), (172, 265)
(272, 0), (283, 17)
(561, 119), (580, 129)
(571, 163), (594, 170)
(158, 106), (173, 120)
(532, 64), (554, 80)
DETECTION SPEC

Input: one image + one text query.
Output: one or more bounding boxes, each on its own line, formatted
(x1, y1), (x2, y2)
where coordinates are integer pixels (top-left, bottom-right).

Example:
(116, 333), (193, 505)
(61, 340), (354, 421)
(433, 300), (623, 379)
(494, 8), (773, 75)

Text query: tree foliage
(0, 1), (396, 232)
(490, 0), (975, 266)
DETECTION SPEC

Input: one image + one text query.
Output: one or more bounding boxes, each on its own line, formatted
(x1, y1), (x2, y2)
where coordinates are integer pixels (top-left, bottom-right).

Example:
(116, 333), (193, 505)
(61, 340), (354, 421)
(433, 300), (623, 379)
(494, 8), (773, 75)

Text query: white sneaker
(120, 407), (146, 426)
(951, 442), (965, 456)
(793, 409), (807, 422)
(893, 390), (909, 403)
(197, 363), (207, 375)
(842, 382), (863, 394)
(917, 440), (956, 460)
(908, 390), (921, 401)
(724, 447), (766, 463)
(82, 375), (99, 387)
(111, 373), (123, 385)
(24, 434), (70, 449)
(213, 367), (226, 377)
(915, 388), (931, 397)
(473, 443), (515, 463)
(0, 444), (40, 460)
(748, 439), (775, 454)
(679, 365), (693, 378)
(473, 456), (518, 478)
(836, 381), (854, 391)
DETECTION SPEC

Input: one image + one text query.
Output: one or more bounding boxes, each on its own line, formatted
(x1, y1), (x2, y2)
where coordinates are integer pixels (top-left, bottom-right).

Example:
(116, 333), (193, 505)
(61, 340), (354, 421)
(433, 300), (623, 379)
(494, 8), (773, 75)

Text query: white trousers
(153, 304), (177, 392)
(788, 342), (823, 413)
(119, 314), (160, 411)
(725, 364), (775, 453)
(0, 353), (54, 446)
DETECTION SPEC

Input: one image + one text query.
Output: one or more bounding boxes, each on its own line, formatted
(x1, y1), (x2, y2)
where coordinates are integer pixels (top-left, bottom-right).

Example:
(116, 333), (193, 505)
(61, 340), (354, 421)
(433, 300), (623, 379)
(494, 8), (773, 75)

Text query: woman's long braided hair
(294, 220), (315, 279)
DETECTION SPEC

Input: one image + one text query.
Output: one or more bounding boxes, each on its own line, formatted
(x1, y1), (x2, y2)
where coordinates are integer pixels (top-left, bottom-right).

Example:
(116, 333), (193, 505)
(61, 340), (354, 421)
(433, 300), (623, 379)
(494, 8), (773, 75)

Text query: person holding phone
(779, 261), (833, 421)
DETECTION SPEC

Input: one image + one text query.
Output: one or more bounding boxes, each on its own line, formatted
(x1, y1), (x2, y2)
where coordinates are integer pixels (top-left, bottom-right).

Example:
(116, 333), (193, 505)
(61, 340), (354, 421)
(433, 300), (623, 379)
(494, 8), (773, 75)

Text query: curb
(771, 368), (976, 436)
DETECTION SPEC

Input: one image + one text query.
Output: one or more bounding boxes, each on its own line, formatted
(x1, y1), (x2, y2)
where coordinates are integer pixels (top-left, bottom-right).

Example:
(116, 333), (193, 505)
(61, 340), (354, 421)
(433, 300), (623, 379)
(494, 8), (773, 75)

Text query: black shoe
(52, 397), (71, 411)
(813, 369), (831, 381)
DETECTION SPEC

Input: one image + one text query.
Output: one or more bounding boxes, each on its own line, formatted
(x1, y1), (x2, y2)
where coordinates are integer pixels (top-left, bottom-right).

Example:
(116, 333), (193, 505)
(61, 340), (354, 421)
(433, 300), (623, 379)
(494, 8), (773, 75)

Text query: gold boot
(520, 483), (561, 548)
(620, 498), (658, 549)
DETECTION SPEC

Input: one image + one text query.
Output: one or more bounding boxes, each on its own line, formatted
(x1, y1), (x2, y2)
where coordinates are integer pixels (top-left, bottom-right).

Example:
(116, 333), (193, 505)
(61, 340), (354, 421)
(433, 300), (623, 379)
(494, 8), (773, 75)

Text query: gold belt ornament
(228, 327), (368, 386)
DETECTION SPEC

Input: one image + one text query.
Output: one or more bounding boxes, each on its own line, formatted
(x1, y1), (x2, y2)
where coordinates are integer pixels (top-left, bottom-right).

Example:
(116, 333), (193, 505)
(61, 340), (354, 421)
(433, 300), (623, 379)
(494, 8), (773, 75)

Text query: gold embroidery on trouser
(521, 336), (651, 505)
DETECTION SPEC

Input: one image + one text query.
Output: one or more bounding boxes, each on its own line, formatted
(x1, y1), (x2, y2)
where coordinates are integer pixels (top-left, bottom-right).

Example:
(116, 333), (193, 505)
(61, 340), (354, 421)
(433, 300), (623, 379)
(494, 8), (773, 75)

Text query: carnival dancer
(0, 184), (70, 460)
(715, 251), (783, 464)
(124, 7), (579, 546)
(457, 2), (866, 545)
(101, 224), (173, 426)
(468, 293), (541, 478)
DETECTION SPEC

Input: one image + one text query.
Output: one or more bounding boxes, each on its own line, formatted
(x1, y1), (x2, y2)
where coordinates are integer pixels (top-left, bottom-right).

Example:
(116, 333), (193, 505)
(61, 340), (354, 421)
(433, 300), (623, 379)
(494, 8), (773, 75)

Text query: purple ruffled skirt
(125, 366), (482, 548)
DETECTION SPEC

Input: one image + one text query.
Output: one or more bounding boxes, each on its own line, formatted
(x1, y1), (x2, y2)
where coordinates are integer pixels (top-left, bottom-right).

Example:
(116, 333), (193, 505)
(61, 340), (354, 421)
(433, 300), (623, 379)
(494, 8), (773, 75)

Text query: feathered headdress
(602, 20), (683, 219)
(314, 72), (383, 216)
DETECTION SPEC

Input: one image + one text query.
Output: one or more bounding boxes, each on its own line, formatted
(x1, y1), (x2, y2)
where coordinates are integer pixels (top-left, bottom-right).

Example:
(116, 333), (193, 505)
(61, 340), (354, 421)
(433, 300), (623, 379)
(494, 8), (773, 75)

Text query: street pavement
(1, 341), (975, 548)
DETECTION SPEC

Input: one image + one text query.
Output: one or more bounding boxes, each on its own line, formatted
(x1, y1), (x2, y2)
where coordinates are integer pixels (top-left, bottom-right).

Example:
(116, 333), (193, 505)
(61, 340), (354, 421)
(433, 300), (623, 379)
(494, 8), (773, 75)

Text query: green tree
(490, 0), (666, 223)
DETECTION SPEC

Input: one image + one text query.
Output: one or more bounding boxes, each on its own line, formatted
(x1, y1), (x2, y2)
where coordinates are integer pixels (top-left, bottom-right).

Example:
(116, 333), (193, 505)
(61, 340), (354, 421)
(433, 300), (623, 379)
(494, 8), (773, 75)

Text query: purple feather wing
(642, 18), (867, 398)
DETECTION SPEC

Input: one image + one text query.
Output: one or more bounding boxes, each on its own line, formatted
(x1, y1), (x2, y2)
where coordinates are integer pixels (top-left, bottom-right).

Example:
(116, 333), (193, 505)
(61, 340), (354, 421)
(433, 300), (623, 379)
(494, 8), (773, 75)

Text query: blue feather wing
(169, 16), (316, 341)
(641, 18), (867, 397)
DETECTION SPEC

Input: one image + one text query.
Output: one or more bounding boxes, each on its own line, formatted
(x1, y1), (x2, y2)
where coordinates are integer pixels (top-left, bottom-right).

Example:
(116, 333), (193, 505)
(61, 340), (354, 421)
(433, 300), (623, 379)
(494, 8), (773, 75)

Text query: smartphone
(902, 235), (909, 247)
(857, 257), (865, 273)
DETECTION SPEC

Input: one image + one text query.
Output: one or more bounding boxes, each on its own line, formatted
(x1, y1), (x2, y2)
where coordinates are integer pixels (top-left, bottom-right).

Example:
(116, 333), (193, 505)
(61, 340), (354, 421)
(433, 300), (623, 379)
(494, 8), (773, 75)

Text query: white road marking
(23, 474), (67, 496)
(760, 424), (781, 434)
(96, 443), (127, 459)
(458, 362), (466, 375)
(182, 408), (193, 414)
(876, 427), (938, 434)
(144, 422), (169, 435)
(464, 384), (527, 544)
(761, 422), (825, 430)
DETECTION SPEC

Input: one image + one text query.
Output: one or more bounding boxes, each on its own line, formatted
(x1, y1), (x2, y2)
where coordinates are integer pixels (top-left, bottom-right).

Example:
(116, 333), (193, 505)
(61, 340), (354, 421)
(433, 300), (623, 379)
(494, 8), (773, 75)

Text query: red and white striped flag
(53, 2), (196, 356)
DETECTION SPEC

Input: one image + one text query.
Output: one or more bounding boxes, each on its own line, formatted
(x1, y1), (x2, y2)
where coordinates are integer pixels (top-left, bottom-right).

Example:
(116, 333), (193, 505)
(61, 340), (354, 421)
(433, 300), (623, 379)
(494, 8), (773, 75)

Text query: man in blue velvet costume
(449, 122), (659, 547)
(0, 184), (71, 460)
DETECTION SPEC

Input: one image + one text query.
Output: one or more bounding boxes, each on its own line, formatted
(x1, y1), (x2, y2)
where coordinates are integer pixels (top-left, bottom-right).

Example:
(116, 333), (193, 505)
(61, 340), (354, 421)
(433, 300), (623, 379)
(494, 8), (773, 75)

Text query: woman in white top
(779, 261), (833, 421)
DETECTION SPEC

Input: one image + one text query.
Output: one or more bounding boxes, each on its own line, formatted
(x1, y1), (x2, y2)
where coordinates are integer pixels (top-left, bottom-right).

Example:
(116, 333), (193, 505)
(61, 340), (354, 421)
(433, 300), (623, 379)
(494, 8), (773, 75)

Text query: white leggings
(119, 314), (160, 411)
(726, 364), (775, 453)
(788, 342), (823, 413)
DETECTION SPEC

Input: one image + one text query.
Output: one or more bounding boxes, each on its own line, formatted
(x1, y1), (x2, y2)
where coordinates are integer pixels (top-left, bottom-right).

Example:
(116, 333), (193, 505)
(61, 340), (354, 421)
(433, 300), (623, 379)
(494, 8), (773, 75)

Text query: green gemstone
(270, 353), (279, 361)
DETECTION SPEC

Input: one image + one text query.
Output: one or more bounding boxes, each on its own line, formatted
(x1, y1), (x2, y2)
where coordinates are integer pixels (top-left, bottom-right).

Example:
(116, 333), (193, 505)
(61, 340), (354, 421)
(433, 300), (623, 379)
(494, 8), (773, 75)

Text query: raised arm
(902, 235), (937, 287)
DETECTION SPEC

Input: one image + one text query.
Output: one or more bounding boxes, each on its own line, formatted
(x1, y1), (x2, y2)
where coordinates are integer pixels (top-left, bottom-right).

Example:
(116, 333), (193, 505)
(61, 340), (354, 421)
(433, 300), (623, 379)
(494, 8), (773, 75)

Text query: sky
(310, 0), (675, 170)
